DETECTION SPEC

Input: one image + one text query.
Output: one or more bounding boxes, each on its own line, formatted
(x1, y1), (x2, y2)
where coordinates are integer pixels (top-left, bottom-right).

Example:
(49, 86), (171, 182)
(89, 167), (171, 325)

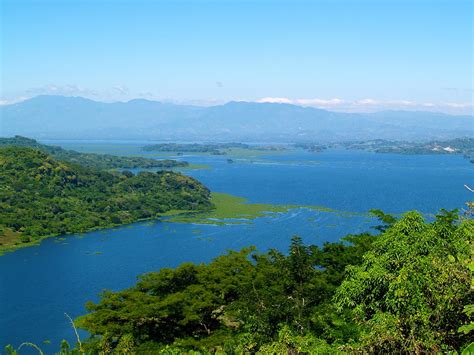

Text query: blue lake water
(1, 145), (473, 351)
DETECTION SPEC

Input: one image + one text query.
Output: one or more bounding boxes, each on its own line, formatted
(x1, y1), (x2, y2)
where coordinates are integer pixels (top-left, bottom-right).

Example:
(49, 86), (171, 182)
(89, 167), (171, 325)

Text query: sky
(1, 0), (473, 114)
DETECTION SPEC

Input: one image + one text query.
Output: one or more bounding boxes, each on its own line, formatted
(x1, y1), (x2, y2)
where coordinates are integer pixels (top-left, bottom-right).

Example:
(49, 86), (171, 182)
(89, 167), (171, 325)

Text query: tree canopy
(72, 210), (472, 353)
(335, 210), (473, 352)
(0, 147), (211, 251)
(0, 136), (188, 169)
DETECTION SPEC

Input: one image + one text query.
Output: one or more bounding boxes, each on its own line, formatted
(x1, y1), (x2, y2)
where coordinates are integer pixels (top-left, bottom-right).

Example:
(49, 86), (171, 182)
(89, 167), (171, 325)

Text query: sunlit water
(1, 144), (472, 351)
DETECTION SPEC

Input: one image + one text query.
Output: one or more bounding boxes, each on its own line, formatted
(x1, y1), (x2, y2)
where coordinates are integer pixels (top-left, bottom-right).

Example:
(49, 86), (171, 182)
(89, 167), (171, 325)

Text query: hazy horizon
(2, 93), (472, 142)
(2, 94), (474, 117)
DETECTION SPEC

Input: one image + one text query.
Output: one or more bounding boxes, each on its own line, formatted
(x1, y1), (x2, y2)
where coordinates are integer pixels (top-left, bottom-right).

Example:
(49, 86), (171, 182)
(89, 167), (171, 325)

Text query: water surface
(1, 143), (472, 350)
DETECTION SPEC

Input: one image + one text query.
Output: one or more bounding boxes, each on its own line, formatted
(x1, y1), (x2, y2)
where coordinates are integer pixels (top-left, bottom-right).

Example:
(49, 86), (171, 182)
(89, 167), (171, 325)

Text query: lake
(1, 143), (472, 351)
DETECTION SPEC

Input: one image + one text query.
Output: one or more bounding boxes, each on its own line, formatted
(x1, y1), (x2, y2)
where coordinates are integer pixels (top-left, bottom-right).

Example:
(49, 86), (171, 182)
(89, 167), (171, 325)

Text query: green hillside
(0, 147), (211, 253)
(0, 136), (188, 169)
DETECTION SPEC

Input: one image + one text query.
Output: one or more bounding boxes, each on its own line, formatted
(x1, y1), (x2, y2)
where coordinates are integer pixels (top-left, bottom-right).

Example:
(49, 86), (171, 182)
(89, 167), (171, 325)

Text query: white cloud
(112, 85), (130, 95)
(1, 87), (472, 115)
(25, 84), (100, 98)
(257, 97), (347, 107)
(0, 96), (29, 105)
(297, 98), (345, 106)
(257, 97), (294, 104)
(444, 102), (472, 108)
(387, 100), (416, 106)
(355, 98), (379, 105)
(254, 97), (473, 115)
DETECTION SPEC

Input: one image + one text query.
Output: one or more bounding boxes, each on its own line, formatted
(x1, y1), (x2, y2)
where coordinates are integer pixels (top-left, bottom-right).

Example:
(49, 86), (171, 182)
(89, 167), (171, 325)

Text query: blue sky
(1, 0), (472, 114)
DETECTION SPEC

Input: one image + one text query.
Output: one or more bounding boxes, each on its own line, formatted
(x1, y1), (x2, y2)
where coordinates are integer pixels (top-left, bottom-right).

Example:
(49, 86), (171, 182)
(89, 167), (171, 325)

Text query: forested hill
(0, 136), (188, 169)
(0, 147), (211, 253)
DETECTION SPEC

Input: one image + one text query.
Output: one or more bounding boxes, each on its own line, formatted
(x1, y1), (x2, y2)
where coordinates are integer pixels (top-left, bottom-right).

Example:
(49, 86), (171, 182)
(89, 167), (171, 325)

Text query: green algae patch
(206, 193), (289, 219)
(164, 192), (344, 225)
(180, 163), (211, 170)
(223, 148), (285, 158)
(167, 193), (287, 224)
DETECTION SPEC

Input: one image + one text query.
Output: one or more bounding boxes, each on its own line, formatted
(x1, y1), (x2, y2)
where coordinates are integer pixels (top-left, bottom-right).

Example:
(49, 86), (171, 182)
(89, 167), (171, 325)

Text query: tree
(335, 210), (473, 353)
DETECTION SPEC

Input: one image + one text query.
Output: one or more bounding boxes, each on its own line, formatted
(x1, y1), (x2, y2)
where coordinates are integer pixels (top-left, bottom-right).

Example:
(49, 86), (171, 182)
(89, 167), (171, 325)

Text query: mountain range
(1, 95), (472, 142)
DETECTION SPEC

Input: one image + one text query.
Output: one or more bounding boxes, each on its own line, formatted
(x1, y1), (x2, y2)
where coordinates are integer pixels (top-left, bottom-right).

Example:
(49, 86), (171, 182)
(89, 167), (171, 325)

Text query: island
(338, 138), (474, 163)
(294, 143), (328, 153)
(295, 138), (474, 163)
(142, 142), (288, 155)
(142, 143), (249, 155)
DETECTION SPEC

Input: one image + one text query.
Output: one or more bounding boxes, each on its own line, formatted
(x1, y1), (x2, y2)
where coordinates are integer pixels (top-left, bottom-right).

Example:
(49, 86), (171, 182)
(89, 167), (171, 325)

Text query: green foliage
(59, 340), (70, 354)
(76, 233), (376, 353)
(4, 344), (17, 355)
(459, 260), (474, 337)
(462, 342), (474, 355)
(0, 135), (188, 169)
(459, 306), (474, 334)
(19, 235), (31, 243)
(71, 210), (473, 353)
(258, 325), (341, 354)
(335, 210), (473, 353)
(115, 334), (135, 353)
(0, 147), (211, 250)
(5, 342), (45, 355)
(369, 209), (397, 232)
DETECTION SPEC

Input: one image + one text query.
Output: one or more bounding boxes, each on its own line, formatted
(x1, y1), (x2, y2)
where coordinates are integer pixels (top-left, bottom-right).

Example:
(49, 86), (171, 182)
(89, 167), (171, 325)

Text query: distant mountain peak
(1, 95), (472, 142)
(126, 98), (161, 104)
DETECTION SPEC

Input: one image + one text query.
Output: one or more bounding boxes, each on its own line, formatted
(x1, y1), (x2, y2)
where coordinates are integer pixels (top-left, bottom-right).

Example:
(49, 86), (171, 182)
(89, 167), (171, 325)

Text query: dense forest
(28, 209), (470, 354)
(0, 136), (188, 169)
(0, 147), (211, 251)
